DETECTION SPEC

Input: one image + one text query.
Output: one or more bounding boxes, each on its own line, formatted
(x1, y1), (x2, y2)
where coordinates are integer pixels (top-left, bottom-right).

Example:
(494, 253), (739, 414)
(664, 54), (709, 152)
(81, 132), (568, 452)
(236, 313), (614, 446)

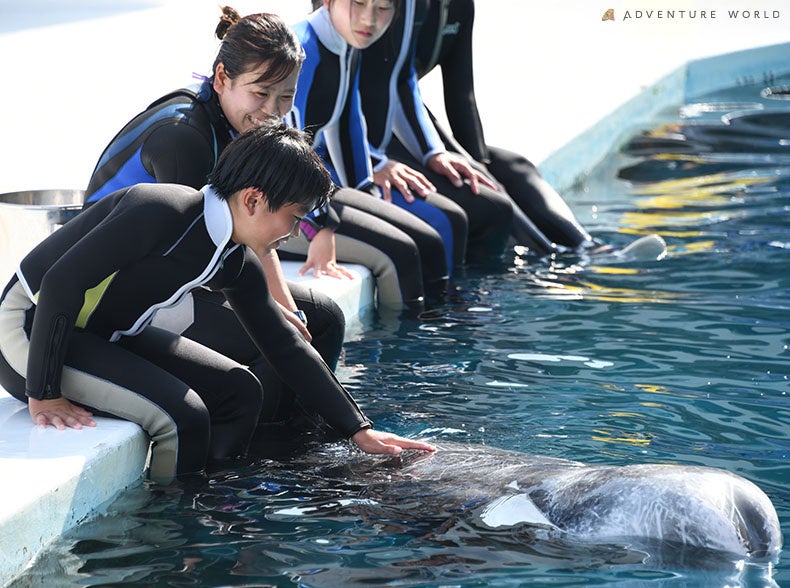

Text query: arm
(437, 1), (489, 163)
(223, 251), (433, 454)
(222, 250), (370, 436)
(253, 247), (314, 341)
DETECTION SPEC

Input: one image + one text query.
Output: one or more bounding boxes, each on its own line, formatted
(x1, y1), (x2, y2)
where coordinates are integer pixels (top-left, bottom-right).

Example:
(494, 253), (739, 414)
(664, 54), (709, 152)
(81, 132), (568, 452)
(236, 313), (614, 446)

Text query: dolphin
(270, 441), (783, 565)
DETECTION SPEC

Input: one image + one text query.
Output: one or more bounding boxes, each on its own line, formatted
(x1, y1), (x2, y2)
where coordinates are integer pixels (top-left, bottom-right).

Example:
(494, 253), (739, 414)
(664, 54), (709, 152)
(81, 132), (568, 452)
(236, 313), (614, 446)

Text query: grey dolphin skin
(271, 441), (782, 564)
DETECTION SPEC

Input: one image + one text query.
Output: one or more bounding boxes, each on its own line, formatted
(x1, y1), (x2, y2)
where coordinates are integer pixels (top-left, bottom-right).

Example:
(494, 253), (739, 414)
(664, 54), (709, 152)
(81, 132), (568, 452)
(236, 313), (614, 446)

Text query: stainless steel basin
(0, 189), (85, 278)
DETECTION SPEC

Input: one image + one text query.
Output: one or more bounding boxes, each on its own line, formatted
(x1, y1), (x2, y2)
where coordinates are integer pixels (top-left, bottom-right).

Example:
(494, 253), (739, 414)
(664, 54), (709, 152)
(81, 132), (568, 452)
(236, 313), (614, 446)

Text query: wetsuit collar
(202, 185), (234, 248)
(309, 7), (346, 56)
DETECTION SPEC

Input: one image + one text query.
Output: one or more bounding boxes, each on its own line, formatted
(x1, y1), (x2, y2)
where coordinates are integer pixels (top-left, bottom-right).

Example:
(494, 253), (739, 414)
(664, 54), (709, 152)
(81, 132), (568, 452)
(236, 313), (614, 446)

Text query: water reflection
(12, 77), (790, 588)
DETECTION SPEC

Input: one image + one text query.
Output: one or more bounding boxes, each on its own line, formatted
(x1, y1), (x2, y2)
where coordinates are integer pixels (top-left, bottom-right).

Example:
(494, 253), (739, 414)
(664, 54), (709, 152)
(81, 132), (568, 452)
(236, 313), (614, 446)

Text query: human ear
(240, 188), (264, 216)
(213, 63), (229, 95)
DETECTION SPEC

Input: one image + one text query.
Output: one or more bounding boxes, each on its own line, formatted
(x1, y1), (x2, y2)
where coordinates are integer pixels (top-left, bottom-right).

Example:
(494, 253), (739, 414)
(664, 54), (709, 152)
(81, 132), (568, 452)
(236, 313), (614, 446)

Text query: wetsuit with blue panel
(0, 184), (372, 482)
(84, 78), (345, 426)
(358, 0), (514, 261)
(286, 8), (466, 279)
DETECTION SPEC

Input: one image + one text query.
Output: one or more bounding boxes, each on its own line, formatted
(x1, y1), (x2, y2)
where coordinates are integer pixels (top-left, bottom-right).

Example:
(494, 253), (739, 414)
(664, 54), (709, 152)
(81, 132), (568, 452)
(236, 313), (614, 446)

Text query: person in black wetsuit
(83, 10), (345, 429)
(354, 0), (596, 254)
(0, 124), (435, 483)
(412, 0), (595, 251)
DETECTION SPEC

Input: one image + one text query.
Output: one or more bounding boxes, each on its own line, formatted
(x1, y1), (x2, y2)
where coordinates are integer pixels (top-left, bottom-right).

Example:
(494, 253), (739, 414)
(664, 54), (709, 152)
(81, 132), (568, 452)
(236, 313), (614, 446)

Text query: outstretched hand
(28, 397), (96, 430)
(352, 428), (436, 455)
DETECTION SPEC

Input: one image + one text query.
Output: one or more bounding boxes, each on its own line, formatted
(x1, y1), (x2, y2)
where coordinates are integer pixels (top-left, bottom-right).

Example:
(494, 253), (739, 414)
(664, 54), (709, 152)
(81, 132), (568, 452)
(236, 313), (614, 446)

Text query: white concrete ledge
(0, 261), (373, 586)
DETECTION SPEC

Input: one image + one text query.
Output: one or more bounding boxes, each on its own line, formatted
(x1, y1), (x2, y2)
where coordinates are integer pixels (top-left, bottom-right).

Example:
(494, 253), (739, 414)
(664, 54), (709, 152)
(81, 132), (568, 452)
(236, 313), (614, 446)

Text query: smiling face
(324, 0), (396, 49)
(213, 61), (300, 133)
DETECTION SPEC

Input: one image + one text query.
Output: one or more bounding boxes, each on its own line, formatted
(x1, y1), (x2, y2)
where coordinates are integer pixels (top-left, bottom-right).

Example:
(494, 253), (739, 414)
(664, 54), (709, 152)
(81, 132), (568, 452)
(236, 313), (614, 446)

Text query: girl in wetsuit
(388, 0), (596, 252)
(0, 124), (434, 483)
(84, 11), (345, 426)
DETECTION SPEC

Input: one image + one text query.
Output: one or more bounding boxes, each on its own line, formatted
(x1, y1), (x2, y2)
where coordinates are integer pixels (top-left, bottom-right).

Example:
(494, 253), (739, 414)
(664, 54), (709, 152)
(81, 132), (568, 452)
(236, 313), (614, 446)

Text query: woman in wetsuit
(0, 124), (434, 483)
(84, 11), (346, 426)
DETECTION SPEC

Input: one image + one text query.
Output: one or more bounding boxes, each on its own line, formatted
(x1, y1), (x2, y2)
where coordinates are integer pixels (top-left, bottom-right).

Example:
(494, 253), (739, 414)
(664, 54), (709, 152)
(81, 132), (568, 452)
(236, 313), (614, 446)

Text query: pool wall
(539, 41), (790, 192)
(1, 37), (790, 588)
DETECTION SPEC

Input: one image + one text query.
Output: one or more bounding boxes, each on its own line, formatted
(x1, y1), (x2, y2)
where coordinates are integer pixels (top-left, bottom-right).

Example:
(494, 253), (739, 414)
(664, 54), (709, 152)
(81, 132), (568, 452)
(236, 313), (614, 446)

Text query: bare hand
(373, 160), (436, 203)
(276, 301), (312, 342)
(298, 228), (356, 279)
(427, 152), (499, 195)
(29, 397), (96, 430)
(351, 428), (436, 455)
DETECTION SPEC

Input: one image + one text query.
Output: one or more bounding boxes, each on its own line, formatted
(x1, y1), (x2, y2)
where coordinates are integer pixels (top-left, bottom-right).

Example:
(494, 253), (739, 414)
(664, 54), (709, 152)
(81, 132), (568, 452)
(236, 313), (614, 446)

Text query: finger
(468, 173), (480, 195)
(404, 171), (435, 196)
(393, 438), (436, 451)
(381, 181), (393, 203)
(444, 165), (464, 188)
(336, 266), (356, 279)
(297, 262), (313, 276)
(296, 322), (312, 341)
(324, 266), (347, 279)
(478, 173), (499, 191)
(392, 178), (415, 202)
(49, 414), (67, 431)
(64, 414), (85, 430)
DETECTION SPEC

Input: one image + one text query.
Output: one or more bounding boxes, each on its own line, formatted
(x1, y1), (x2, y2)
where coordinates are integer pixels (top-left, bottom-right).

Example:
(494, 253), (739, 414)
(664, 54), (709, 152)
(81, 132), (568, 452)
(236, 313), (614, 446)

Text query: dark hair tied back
(215, 5), (242, 40)
(212, 6), (304, 85)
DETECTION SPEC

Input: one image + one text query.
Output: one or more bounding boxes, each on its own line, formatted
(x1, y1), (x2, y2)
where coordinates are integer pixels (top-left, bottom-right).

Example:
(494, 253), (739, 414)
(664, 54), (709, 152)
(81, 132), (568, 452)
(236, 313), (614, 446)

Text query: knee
(228, 367), (264, 411)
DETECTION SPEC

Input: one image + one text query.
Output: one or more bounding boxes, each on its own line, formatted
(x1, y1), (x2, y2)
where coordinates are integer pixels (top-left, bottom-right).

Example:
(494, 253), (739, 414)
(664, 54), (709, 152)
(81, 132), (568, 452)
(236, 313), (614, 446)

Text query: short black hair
(208, 123), (334, 213)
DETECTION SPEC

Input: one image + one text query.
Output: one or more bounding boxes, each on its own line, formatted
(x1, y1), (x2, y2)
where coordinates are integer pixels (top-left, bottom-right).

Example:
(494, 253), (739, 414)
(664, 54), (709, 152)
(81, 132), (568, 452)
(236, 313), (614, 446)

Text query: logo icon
(602, 8), (615, 21)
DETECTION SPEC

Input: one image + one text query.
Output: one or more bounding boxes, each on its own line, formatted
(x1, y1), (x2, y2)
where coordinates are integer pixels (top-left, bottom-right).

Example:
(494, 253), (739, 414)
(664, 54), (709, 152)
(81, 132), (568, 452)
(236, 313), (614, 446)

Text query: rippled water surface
(13, 81), (790, 587)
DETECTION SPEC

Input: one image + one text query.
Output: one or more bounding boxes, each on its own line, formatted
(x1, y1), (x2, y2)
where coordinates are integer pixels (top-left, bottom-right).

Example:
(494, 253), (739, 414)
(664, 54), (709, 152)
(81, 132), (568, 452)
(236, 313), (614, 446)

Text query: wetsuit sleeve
(23, 192), (178, 400)
(221, 250), (372, 437)
(438, 1), (489, 163)
(300, 202), (341, 241)
(392, 60), (447, 165)
(142, 123), (216, 188)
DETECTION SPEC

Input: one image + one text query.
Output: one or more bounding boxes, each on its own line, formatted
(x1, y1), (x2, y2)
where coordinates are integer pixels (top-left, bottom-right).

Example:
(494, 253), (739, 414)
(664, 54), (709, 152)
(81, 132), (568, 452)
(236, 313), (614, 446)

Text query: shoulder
(117, 183), (200, 217)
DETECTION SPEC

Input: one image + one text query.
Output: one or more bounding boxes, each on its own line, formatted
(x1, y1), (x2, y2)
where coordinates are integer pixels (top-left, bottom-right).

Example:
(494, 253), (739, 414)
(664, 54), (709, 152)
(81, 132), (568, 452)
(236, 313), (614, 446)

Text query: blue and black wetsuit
(0, 184), (371, 482)
(412, 0), (592, 250)
(84, 79), (345, 426)
(286, 8), (466, 282)
(358, 0), (514, 260)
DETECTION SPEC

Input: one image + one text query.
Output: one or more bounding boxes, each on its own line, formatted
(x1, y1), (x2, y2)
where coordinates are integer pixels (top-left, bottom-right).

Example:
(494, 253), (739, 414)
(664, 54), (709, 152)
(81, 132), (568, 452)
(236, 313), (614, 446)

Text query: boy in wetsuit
(0, 124), (434, 483)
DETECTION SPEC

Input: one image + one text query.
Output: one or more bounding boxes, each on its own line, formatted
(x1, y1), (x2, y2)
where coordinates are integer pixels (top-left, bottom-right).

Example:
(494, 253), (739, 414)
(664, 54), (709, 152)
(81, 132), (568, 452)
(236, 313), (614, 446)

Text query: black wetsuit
(358, 0), (514, 260)
(84, 80), (345, 425)
(412, 0), (592, 249)
(0, 185), (371, 482)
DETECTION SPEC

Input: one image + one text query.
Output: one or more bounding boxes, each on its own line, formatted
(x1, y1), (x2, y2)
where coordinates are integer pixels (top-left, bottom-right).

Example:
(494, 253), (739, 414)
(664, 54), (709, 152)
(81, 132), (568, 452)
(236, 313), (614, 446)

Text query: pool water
(12, 80), (789, 587)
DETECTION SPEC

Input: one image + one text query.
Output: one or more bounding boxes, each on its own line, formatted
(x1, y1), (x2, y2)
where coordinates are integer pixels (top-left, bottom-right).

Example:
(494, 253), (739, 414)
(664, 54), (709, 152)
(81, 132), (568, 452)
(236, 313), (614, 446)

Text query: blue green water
(13, 80), (789, 586)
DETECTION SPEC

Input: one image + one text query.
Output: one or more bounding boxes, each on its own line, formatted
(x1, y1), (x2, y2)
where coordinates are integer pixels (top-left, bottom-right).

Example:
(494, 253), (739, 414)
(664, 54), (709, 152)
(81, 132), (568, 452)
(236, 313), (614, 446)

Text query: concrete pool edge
(2, 39), (790, 587)
(539, 41), (790, 193)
